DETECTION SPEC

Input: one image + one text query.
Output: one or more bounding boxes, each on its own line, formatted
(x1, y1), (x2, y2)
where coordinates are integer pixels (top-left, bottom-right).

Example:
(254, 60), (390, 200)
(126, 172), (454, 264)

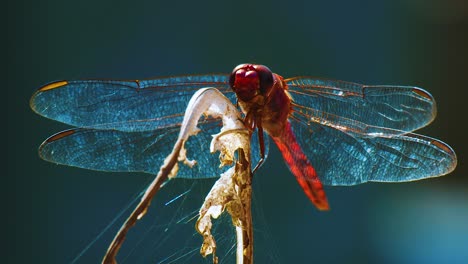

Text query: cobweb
(69, 177), (282, 263)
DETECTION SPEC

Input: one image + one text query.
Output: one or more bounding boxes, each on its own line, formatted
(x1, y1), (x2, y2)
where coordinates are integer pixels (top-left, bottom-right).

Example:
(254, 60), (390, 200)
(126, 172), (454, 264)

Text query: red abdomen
(272, 122), (329, 210)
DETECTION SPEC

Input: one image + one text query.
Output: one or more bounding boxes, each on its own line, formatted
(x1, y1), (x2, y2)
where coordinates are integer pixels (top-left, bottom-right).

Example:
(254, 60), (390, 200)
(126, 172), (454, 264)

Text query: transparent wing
(30, 75), (232, 132)
(288, 118), (457, 186)
(38, 119), (269, 179)
(286, 77), (436, 136)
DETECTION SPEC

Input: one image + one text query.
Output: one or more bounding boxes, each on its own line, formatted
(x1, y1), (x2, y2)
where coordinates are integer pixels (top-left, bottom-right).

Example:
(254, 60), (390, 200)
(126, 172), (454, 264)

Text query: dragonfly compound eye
(229, 64), (274, 102)
(253, 64), (274, 96)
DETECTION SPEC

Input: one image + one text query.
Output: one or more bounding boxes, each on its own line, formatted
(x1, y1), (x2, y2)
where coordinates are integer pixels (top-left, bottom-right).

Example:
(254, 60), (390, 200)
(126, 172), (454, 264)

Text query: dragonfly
(31, 63), (457, 211)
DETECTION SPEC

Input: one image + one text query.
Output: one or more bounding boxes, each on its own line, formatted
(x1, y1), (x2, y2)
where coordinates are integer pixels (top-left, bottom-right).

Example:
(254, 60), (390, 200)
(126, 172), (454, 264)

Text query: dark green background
(8, 0), (467, 263)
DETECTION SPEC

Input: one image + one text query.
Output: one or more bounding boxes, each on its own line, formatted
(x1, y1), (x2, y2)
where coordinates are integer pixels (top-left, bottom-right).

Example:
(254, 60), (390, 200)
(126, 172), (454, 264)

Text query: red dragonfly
(30, 64), (457, 210)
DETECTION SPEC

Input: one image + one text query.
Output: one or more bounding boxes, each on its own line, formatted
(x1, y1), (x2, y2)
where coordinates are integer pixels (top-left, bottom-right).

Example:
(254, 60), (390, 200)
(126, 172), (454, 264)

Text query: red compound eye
(229, 64), (273, 101)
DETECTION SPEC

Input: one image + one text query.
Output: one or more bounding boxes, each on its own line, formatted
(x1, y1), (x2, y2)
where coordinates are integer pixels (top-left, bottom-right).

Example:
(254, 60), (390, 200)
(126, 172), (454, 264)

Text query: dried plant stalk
(102, 88), (253, 264)
(196, 147), (253, 264)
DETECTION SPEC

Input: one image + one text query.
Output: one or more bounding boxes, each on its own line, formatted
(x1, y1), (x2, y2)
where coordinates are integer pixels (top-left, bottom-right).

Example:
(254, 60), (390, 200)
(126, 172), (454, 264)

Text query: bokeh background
(7, 0), (467, 263)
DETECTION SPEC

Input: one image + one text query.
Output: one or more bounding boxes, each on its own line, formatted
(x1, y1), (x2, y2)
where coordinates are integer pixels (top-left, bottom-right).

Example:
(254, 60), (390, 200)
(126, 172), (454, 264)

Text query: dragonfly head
(229, 64), (274, 103)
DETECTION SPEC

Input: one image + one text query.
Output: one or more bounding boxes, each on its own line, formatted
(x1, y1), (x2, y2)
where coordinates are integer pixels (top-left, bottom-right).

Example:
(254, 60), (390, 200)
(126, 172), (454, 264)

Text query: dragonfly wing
(289, 119), (457, 186)
(30, 75), (232, 132)
(287, 77), (436, 135)
(39, 120), (269, 178)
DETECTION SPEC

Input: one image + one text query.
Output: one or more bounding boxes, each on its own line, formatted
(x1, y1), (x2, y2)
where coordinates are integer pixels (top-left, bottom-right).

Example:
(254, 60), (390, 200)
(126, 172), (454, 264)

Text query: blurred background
(7, 0), (467, 263)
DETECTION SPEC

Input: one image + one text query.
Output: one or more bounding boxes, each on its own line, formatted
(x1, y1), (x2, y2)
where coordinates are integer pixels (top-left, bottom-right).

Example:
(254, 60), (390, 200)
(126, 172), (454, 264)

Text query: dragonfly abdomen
(272, 121), (329, 210)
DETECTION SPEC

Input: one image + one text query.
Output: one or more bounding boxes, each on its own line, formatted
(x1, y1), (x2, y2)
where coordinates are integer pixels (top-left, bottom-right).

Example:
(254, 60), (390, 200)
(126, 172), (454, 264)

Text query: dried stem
(234, 148), (253, 264)
(196, 146), (254, 264)
(101, 88), (253, 263)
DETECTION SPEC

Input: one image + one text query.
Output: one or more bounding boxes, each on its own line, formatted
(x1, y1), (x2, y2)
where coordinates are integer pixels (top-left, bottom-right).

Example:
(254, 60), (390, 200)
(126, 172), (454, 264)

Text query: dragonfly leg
(252, 124), (265, 174)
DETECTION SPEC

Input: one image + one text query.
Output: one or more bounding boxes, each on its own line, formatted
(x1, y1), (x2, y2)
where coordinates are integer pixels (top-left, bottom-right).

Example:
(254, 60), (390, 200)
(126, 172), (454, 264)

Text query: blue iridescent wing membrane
(289, 118), (456, 186)
(30, 75), (232, 132)
(286, 77), (436, 135)
(39, 118), (269, 179)
(286, 77), (456, 185)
